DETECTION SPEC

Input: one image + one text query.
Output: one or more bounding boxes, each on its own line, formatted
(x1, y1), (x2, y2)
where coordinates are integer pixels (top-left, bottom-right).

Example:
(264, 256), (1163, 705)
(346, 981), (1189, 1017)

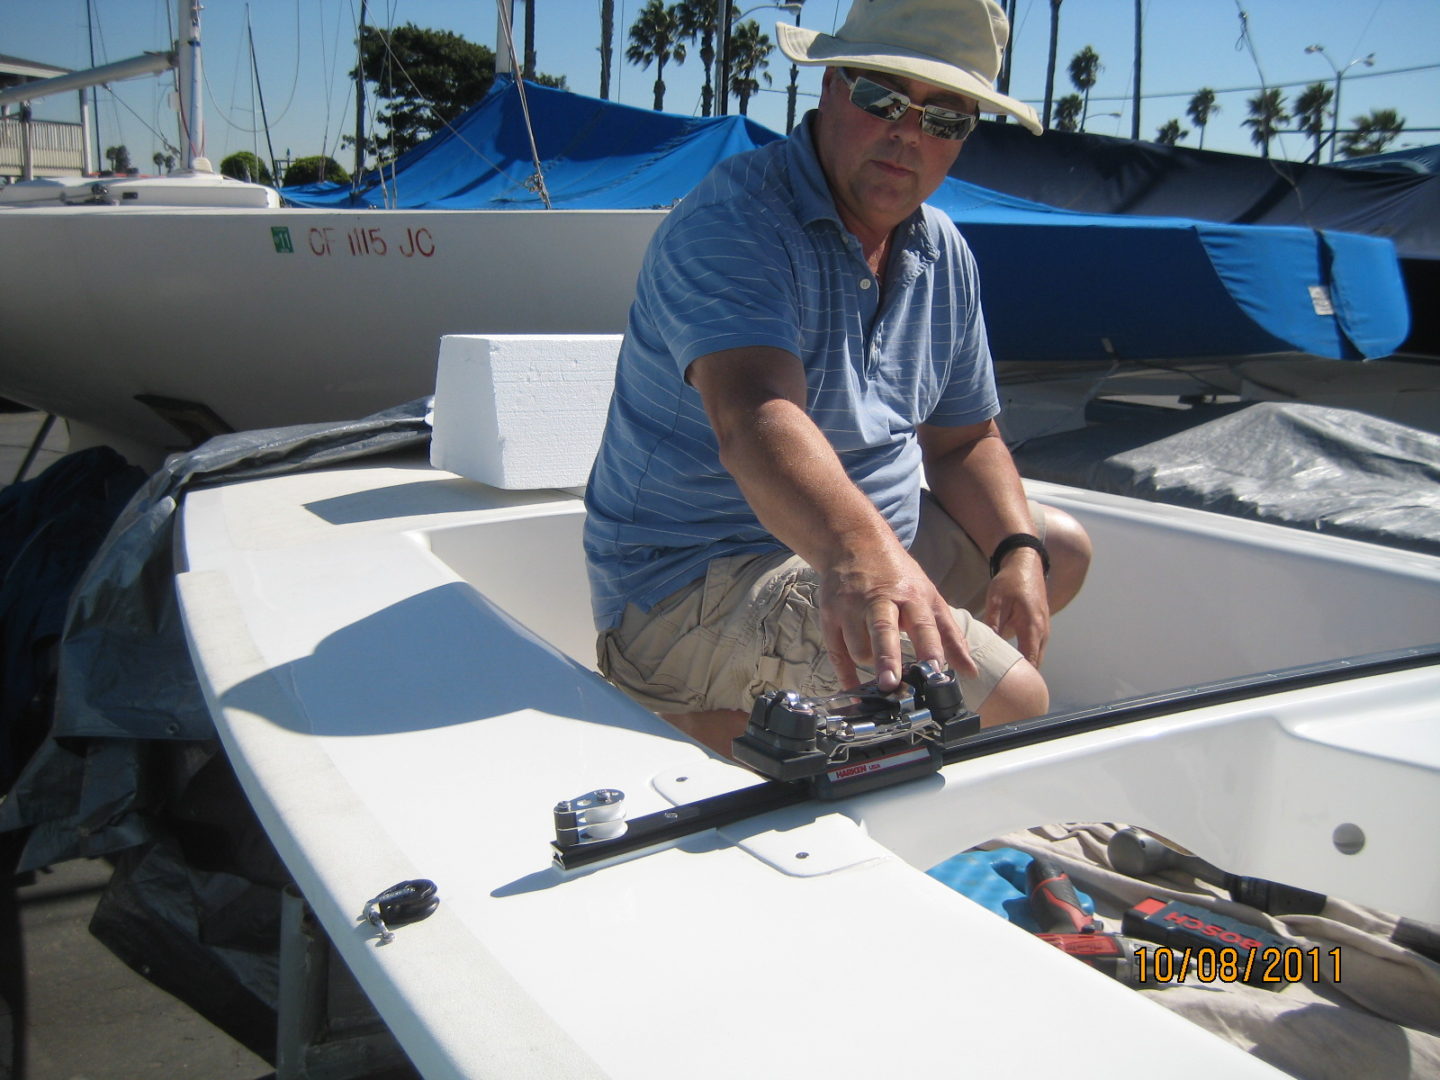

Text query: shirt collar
(785, 112), (845, 230)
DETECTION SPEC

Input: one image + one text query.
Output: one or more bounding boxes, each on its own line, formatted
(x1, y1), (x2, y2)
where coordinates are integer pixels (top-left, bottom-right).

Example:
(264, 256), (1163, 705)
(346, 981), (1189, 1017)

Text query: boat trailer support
(276, 885), (414, 1080)
(11, 413), (56, 486)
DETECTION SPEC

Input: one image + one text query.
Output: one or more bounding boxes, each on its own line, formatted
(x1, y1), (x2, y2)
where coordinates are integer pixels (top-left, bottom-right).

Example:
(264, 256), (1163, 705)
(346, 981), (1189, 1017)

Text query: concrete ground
(6, 857), (273, 1080)
(1, 410), (274, 1079)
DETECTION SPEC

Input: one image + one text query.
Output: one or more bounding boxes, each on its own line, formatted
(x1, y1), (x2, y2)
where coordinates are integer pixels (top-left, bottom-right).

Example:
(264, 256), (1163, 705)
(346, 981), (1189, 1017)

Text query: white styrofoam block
(430, 334), (622, 490)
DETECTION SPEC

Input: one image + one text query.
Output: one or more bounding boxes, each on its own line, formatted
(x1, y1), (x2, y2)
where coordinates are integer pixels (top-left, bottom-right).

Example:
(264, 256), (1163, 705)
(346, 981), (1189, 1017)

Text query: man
(585, 0), (1091, 757)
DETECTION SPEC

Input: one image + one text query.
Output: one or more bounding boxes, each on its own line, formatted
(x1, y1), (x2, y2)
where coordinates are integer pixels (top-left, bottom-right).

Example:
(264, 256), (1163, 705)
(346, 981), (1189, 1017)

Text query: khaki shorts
(597, 495), (1049, 715)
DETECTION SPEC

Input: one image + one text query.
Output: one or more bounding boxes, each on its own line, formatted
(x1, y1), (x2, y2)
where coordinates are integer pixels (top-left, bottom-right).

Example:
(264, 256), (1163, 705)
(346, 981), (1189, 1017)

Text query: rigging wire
(493, 0), (553, 207)
(248, 8), (281, 180)
(357, 7), (540, 204)
(1229, 3), (1320, 261)
(210, 0), (306, 139)
(250, 0), (307, 127)
(88, 1), (126, 160)
(1350, 0), (1386, 66)
(100, 86), (181, 162)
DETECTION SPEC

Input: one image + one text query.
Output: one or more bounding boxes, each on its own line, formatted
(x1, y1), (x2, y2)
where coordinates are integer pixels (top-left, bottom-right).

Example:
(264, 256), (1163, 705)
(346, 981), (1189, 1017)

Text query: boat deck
(174, 453), (1440, 1078)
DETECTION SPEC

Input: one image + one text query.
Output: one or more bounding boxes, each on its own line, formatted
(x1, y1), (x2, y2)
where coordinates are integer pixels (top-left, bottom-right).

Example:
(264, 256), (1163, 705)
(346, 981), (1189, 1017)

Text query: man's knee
(1040, 507), (1092, 613)
(661, 709), (751, 758)
(977, 659), (1049, 726)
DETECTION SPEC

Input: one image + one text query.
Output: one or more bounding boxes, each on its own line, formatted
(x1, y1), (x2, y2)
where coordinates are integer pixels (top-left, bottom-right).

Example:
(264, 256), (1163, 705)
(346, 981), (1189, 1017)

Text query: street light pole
(1304, 43), (1375, 163)
(785, 3), (803, 131)
(718, 0), (733, 116)
(718, 2), (802, 118)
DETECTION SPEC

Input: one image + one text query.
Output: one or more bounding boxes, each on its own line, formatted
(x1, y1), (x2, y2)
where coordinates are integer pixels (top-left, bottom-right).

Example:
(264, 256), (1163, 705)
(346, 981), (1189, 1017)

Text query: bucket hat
(776, 0), (1042, 134)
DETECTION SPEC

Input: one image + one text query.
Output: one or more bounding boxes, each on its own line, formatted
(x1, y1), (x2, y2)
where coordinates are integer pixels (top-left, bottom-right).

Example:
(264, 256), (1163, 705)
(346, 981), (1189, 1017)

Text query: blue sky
(9, 0), (1439, 171)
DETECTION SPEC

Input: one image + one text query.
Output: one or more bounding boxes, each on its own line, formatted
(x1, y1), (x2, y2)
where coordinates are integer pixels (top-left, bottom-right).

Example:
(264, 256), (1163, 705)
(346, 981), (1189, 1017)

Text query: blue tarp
(282, 75), (781, 210)
(929, 179), (1409, 361)
(284, 77), (1410, 362)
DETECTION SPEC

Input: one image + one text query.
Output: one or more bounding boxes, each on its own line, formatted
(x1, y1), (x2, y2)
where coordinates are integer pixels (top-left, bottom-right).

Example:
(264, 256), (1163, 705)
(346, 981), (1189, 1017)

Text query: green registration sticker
(271, 226), (295, 253)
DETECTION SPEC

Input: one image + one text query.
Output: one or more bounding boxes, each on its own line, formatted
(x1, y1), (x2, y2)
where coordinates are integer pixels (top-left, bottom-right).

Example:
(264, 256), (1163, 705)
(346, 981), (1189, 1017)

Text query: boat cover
(947, 124), (1438, 358)
(949, 122), (1440, 261)
(1012, 400), (1440, 557)
(1338, 143), (1440, 177)
(928, 182), (1409, 363)
(285, 77), (1409, 363)
(281, 75), (782, 210)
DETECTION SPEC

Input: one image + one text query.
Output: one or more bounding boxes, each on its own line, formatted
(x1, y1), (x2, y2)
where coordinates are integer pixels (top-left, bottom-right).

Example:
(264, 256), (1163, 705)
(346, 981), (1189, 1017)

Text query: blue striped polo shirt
(584, 114), (999, 630)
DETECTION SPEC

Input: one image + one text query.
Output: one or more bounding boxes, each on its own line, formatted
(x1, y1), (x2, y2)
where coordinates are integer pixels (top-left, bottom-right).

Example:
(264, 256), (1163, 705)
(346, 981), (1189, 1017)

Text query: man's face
(814, 67), (973, 244)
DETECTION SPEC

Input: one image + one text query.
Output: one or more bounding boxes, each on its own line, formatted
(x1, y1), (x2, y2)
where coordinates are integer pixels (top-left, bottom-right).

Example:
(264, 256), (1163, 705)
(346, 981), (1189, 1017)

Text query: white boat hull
(0, 207), (662, 454)
(176, 454), (1440, 1078)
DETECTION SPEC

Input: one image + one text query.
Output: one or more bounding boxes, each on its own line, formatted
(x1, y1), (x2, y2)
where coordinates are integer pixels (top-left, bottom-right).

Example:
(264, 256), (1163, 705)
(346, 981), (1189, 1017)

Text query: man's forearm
(923, 425), (1036, 558)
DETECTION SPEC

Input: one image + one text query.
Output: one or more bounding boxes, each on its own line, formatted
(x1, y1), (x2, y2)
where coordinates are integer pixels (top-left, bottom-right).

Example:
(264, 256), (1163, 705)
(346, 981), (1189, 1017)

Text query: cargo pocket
(747, 563), (836, 702)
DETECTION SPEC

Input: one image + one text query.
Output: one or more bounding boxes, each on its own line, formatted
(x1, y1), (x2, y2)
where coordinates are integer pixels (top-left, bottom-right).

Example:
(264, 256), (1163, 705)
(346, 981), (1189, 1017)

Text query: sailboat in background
(0, 0), (1417, 466)
(0, 0), (279, 209)
(0, 1), (684, 462)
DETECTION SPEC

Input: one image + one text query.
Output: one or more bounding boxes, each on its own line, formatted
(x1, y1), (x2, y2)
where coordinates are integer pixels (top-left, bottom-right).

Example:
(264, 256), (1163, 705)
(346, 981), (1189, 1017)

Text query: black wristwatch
(989, 533), (1050, 578)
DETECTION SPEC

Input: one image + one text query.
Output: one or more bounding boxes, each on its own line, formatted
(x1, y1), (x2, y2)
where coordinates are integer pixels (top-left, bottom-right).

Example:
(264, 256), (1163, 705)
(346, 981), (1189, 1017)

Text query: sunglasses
(837, 68), (979, 141)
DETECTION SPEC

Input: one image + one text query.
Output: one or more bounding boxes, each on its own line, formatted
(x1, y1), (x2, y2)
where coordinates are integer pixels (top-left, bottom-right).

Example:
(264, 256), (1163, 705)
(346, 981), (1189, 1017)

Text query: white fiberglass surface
(424, 486), (1440, 712)
(424, 508), (595, 665)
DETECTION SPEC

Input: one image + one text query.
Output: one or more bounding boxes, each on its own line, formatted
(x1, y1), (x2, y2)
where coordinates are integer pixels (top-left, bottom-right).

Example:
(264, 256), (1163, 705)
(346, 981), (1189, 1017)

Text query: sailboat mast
(355, 0), (367, 182)
(176, 0), (205, 168)
(87, 0), (101, 172)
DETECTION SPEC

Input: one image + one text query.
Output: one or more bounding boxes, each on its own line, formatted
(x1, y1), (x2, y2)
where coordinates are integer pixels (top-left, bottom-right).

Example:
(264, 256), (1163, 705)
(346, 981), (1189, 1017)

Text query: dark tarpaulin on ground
(1013, 401), (1440, 557)
(0, 398), (433, 1061)
(0, 449), (146, 796)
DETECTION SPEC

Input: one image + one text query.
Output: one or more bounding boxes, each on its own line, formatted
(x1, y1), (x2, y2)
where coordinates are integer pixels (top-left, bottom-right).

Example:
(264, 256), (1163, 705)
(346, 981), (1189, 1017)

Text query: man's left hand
(984, 549), (1051, 666)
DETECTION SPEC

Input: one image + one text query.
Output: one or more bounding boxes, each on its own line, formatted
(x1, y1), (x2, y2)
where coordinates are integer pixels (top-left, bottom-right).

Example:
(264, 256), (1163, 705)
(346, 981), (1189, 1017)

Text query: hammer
(1107, 828), (1327, 916)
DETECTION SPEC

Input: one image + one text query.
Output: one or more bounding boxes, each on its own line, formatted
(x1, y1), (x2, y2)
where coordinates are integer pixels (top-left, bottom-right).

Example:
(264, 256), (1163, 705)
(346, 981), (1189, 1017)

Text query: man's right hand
(818, 540), (977, 692)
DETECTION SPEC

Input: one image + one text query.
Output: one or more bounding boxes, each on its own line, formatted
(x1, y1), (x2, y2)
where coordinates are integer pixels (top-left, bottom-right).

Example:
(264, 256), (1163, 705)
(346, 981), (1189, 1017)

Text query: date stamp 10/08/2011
(1133, 945), (1341, 986)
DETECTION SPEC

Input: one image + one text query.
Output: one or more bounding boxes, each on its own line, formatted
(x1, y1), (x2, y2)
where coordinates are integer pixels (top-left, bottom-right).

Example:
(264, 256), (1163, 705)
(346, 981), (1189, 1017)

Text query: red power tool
(1025, 854), (1173, 988)
(1025, 854), (1100, 934)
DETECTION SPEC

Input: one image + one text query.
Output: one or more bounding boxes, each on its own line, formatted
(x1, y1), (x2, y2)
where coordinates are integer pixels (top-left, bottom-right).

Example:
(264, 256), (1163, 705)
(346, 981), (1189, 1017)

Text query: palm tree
(678, 0), (731, 117)
(1042, 0), (1064, 129)
(627, 0), (687, 111)
(523, 0), (536, 76)
(104, 145), (131, 173)
(1186, 88), (1218, 150)
(1243, 88), (1289, 158)
(152, 150), (167, 175)
(1292, 82), (1333, 163)
(1068, 45), (1102, 129)
(599, 0), (614, 98)
(1341, 108), (1405, 158)
(728, 18), (772, 117)
(1155, 118), (1188, 146)
(1053, 94), (1082, 134)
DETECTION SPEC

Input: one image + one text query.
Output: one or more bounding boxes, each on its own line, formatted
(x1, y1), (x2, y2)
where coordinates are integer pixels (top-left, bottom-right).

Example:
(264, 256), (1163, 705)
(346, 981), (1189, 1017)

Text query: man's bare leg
(662, 710), (750, 759)
(1040, 507), (1092, 614)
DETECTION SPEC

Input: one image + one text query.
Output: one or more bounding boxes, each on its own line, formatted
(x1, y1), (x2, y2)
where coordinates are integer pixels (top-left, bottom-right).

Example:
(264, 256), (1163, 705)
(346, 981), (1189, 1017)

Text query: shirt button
(859, 278), (873, 290)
